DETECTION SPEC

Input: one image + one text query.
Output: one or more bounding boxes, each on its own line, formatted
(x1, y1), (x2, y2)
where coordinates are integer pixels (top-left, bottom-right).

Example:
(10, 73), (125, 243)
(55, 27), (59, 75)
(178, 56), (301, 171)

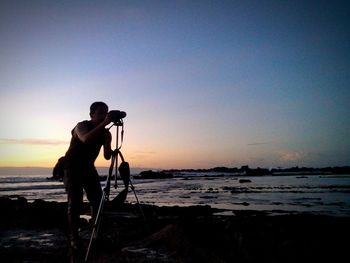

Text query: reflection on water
(1, 173), (350, 216)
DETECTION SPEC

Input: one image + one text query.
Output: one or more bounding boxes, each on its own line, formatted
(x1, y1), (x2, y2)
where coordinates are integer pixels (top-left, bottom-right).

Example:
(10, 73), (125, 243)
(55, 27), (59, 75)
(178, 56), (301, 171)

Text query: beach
(1, 196), (350, 263)
(1, 170), (350, 262)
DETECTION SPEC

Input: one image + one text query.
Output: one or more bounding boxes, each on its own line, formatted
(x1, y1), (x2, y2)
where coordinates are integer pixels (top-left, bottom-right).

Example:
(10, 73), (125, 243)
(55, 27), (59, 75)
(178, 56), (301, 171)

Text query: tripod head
(113, 120), (124, 126)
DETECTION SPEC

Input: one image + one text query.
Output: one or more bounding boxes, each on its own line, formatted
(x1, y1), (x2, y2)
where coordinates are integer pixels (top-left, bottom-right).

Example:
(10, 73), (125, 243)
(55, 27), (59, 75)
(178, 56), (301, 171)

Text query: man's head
(90, 101), (108, 124)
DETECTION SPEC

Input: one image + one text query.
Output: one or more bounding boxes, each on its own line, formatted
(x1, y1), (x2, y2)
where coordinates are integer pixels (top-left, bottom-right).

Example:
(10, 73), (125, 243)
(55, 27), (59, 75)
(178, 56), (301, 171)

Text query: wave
(1, 174), (350, 216)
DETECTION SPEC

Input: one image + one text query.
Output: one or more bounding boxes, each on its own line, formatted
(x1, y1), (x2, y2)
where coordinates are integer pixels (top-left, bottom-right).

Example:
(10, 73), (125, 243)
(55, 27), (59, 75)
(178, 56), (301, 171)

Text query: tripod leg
(85, 154), (115, 262)
(129, 180), (151, 234)
(85, 191), (106, 262)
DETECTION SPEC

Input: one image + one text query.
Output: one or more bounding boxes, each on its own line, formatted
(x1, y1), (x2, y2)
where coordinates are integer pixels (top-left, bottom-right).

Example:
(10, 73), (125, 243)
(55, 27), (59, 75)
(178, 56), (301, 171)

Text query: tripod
(84, 121), (123, 262)
(84, 120), (148, 262)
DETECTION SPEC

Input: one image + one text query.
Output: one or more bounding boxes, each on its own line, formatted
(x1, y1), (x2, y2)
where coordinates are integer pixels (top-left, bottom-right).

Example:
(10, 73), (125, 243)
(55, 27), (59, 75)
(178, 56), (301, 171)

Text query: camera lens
(110, 110), (126, 122)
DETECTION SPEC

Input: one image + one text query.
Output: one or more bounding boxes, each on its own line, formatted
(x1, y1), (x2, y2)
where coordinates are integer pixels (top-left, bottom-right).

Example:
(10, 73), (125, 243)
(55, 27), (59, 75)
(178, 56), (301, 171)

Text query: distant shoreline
(1, 165), (349, 177)
(164, 165), (350, 174)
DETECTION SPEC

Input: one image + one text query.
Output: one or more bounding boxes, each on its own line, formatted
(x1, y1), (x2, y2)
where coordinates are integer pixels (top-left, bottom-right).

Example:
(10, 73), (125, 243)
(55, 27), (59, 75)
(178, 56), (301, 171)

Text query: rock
(239, 179), (251, 183)
(1, 198), (350, 262)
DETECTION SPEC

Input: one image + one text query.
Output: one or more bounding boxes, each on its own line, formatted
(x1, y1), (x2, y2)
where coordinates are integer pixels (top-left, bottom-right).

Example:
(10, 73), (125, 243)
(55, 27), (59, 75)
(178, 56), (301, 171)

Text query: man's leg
(84, 169), (103, 223)
(64, 169), (84, 248)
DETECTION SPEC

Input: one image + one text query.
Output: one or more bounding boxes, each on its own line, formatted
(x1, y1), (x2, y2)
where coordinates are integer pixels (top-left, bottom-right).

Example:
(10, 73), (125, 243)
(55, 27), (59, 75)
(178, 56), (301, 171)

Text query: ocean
(1, 167), (350, 216)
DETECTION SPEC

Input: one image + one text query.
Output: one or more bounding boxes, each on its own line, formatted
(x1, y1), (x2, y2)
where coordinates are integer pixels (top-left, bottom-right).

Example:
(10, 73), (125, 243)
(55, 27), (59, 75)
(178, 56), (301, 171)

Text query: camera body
(109, 110), (127, 123)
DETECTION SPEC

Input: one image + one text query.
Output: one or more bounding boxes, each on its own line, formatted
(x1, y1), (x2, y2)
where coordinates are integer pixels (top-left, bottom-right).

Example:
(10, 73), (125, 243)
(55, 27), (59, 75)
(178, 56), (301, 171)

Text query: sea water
(0, 168), (349, 216)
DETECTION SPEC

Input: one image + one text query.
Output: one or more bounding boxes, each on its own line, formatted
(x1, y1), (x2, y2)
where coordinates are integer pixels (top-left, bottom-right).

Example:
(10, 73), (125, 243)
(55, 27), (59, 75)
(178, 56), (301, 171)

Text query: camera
(109, 110), (127, 123)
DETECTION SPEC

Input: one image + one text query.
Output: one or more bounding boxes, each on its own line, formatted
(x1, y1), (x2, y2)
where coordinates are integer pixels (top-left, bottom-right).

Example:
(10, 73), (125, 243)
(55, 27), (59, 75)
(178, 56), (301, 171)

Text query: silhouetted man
(63, 101), (114, 249)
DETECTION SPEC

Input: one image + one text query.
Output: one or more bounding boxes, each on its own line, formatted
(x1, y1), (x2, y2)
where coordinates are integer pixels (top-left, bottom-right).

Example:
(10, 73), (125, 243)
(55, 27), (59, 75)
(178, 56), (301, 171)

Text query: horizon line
(1, 165), (349, 170)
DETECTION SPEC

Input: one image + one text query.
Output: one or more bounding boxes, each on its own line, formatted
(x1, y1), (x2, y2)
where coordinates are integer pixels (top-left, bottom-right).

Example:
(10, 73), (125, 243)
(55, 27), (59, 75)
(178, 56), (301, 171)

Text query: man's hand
(102, 111), (114, 126)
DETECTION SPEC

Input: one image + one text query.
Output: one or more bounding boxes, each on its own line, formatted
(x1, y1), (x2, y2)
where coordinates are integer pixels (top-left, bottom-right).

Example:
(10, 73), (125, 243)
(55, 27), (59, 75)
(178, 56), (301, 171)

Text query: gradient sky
(1, 0), (349, 169)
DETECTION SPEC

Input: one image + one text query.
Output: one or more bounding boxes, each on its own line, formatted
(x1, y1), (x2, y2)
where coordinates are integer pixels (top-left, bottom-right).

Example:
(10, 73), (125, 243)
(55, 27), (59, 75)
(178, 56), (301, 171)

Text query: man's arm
(75, 114), (112, 143)
(103, 131), (112, 160)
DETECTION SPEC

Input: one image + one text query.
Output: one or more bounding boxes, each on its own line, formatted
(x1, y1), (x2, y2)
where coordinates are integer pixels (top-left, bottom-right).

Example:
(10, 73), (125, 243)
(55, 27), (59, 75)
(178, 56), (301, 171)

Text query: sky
(0, 0), (349, 169)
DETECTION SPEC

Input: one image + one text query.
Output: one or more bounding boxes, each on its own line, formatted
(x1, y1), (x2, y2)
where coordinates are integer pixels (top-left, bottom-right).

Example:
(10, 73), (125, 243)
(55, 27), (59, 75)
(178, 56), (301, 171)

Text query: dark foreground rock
(136, 170), (174, 179)
(0, 196), (349, 263)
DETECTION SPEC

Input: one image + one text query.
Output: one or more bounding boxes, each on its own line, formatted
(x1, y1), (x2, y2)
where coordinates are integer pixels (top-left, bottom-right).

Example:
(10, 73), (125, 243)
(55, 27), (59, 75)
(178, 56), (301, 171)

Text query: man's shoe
(69, 236), (82, 251)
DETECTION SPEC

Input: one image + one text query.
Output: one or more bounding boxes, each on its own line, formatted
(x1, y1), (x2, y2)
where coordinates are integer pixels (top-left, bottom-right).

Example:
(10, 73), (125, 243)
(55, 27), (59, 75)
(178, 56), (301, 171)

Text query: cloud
(129, 151), (156, 160)
(278, 150), (305, 162)
(0, 138), (68, 145)
(247, 142), (269, 146)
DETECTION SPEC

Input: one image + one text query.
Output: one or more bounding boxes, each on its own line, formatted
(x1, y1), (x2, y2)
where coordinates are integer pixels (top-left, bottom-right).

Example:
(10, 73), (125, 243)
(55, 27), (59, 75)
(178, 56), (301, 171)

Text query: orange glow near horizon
(0, 143), (238, 170)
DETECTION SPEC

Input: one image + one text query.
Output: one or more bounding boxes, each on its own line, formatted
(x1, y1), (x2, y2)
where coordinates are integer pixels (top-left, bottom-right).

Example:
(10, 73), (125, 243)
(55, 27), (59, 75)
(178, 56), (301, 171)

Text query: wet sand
(1, 196), (349, 262)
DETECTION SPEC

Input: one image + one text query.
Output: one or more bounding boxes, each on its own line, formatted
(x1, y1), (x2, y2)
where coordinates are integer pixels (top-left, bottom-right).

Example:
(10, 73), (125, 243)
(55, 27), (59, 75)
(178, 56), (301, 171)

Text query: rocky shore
(1, 196), (349, 262)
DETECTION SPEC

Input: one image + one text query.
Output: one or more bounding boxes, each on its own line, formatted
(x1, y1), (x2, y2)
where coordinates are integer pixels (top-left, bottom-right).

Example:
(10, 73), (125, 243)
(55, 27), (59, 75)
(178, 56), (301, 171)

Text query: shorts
(63, 167), (102, 215)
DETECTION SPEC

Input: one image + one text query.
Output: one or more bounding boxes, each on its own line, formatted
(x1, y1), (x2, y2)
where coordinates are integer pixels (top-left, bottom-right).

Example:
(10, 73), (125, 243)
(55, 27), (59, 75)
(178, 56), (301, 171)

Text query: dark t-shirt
(64, 120), (107, 170)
